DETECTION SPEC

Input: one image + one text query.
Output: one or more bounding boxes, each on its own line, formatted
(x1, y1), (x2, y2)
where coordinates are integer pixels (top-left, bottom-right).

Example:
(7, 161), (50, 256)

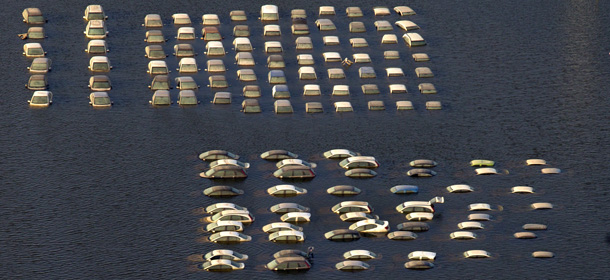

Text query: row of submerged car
(83, 5), (113, 108)
(22, 8), (53, 107)
(142, 5), (415, 29)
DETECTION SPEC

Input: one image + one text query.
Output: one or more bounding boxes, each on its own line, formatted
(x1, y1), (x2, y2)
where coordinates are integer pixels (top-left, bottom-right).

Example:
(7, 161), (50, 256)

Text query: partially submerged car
(276, 159), (317, 169)
(327, 185), (361, 196)
(324, 149), (361, 159)
(345, 168), (377, 178)
(270, 203), (309, 214)
(396, 197), (444, 214)
(265, 257), (311, 271)
(23, 43), (46, 58)
(27, 58), (51, 73)
(200, 165), (247, 179)
(22, 8), (46, 24)
(339, 156), (379, 169)
(149, 90), (171, 106)
(262, 222), (303, 234)
(204, 250), (248, 261)
(143, 14), (163, 28)
(83, 5), (107, 21)
(89, 92), (112, 108)
(267, 185), (307, 197)
(209, 231), (251, 243)
(332, 201), (372, 214)
(280, 212), (311, 223)
(177, 90), (199, 106)
(145, 45), (166, 60)
(203, 186), (244, 197)
(199, 150), (240, 161)
(88, 56), (112, 72)
(273, 166), (316, 179)
(26, 75), (47, 90)
(205, 203), (247, 214)
(260, 150), (298, 160)
(84, 20), (108, 39)
(324, 229), (361, 241)
(349, 219), (390, 233)
(86, 40), (109, 54)
(209, 159), (250, 169)
(205, 221), (244, 233)
(175, 77), (198, 90)
(28, 91), (52, 107)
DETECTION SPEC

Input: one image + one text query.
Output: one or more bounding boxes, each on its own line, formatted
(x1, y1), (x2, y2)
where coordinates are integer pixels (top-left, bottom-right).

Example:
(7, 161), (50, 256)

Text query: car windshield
(154, 96), (170, 105)
(148, 35), (164, 42)
(175, 19), (190, 24)
(29, 16), (44, 23)
(29, 31), (44, 39)
(88, 13), (104, 20)
(94, 97), (111, 105)
(31, 63), (47, 70)
(89, 46), (106, 53)
(31, 96), (48, 104)
(206, 34), (221, 40)
(152, 82), (169, 89)
(181, 65), (197, 72)
(177, 50), (193, 56)
(92, 81), (110, 89)
(180, 82), (197, 89)
(178, 33), (195, 39)
(151, 67), (167, 74)
(148, 20), (162, 26)
(28, 48), (43, 55)
(92, 63), (109, 71)
(30, 80), (45, 87)
(149, 50), (165, 58)
(180, 96), (197, 105)
(88, 28), (106, 35)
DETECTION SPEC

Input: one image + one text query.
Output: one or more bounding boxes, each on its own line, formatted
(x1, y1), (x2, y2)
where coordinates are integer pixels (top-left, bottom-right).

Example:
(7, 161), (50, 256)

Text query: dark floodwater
(1, 0), (609, 279)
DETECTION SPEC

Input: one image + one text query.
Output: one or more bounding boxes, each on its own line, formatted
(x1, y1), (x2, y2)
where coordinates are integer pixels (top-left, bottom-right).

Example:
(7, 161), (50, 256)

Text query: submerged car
(177, 90), (199, 106)
(280, 212), (311, 223)
(335, 261), (369, 271)
(209, 159), (250, 169)
(396, 197), (444, 214)
(88, 56), (112, 72)
(205, 221), (244, 233)
(22, 8), (46, 24)
(270, 203), (309, 214)
(204, 250), (248, 261)
(89, 92), (112, 108)
(199, 150), (240, 161)
(208, 210), (254, 223)
(175, 76), (199, 90)
(83, 5), (107, 21)
(200, 165), (248, 179)
(327, 185), (361, 196)
(348, 219), (389, 233)
(202, 186), (244, 197)
(84, 20), (108, 39)
(266, 257), (311, 271)
(324, 149), (360, 159)
(332, 201), (372, 214)
(262, 222), (303, 234)
(26, 75), (47, 90)
(339, 156), (379, 169)
(324, 229), (361, 241)
(345, 168), (377, 178)
(28, 91), (52, 107)
(149, 90), (171, 106)
(267, 185), (307, 197)
(205, 203), (247, 214)
(27, 58), (51, 73)
(276, 159), (317, 169)
(260, 150), (298, 160)
(273, 166), (316, 179)
(23, 43), (46, 57)
(88, 75), (112, 91)
(269, 230), (306, 242)
(209, 231), (251, 243)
